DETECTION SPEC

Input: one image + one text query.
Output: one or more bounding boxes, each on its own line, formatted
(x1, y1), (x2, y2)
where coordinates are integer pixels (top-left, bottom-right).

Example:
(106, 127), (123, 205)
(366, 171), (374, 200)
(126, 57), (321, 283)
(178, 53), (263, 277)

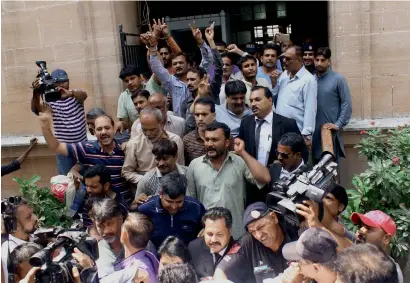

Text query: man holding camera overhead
(31, 68), (88, 175)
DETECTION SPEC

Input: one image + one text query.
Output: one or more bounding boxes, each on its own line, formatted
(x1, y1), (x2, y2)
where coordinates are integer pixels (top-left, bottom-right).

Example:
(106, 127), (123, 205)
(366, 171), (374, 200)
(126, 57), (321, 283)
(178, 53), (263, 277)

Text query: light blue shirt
(256, 62), (282, 89)
(273, 66), (317, 136)
(149, 42), (213, 118)
(215, 105), (252, 138)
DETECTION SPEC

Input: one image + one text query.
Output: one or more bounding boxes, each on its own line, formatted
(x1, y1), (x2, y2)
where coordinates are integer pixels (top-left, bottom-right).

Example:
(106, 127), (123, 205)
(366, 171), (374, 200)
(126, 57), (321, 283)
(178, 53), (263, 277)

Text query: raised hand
(158, 17), (169, 38)
(226, 43), (243, 55)
(189, 21), (204, 45)
(234, 137), (246, 156)
(205, 26), (214, 42)
(197, 74), (210, 97)
(151, 19), (162, 39)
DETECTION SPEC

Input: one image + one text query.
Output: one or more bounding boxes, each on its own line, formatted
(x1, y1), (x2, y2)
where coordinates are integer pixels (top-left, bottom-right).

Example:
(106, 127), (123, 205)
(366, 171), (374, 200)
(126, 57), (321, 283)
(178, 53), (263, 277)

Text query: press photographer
(31, 61), (88, 175)
(1, 197), (38, 283)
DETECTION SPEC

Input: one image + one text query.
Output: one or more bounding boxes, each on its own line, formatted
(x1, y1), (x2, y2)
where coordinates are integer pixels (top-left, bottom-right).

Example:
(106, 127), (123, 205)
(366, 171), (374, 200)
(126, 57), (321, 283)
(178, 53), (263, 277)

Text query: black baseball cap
(243, 202), (270, 229)
(282, 227), (337, 263)
(51, 69), (69, 82)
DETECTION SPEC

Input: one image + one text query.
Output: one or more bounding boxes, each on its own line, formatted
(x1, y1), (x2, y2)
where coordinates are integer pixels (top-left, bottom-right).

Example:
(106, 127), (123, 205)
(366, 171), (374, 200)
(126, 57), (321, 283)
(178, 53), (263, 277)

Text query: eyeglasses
(276, 150), (294, 159)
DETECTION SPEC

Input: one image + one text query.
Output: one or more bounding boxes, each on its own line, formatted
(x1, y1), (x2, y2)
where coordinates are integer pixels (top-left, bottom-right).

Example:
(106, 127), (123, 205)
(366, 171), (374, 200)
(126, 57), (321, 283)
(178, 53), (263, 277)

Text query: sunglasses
(276, 150), (294, 159)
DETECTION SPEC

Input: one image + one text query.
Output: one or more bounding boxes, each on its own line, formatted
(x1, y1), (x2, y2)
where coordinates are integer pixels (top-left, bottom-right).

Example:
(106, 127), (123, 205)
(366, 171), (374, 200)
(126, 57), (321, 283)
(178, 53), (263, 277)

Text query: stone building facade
(1, 1), (410, 196)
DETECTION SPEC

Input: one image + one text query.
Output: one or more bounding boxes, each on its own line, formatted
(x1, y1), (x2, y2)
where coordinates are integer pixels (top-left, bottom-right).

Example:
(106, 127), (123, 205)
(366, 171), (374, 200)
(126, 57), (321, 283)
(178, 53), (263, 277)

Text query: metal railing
(119, 24), (148, 72)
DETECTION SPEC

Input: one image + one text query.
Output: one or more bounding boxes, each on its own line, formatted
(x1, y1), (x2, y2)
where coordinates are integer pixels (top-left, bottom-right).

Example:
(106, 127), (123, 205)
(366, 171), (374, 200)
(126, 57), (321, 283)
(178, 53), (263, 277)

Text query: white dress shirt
(256, 110), (274, 166)
(212, 246), (228, 264)
(279, 160), (305, 179)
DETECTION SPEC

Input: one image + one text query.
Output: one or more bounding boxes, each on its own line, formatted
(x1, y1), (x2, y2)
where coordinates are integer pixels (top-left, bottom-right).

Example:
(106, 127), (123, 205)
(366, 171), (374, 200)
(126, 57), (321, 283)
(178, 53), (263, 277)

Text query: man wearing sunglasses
(268, 132), (306, 188)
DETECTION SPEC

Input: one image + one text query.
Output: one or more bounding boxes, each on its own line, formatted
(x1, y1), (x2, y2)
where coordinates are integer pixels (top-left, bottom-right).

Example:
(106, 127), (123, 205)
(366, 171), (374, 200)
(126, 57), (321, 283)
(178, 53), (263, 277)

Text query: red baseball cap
(351, 210), (396, 236)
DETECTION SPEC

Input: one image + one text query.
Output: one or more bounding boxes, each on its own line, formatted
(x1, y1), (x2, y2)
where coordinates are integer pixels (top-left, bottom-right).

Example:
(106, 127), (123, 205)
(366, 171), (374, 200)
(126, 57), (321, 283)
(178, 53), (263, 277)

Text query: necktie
(255, 119), (265, 158)
(214, 253), (222, 264)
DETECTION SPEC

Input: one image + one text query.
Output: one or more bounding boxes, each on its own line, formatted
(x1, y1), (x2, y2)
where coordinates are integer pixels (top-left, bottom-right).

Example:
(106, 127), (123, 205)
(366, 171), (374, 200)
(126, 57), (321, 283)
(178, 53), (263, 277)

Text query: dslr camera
(35, 60), (61, 103)
(267, 152), (338, 228)
(1, 196), (22, 234)
(30, 230), (98, 283)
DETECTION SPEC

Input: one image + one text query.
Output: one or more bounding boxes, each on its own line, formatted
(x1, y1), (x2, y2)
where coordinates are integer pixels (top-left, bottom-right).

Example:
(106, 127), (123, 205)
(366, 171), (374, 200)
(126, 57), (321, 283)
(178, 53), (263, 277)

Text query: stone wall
(328, 1), (410, 120)
(1, 1), (139, 136)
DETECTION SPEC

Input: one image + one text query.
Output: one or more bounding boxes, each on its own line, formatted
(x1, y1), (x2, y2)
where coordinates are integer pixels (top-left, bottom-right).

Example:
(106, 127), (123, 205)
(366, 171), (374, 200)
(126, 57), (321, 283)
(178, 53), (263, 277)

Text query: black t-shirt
(217, 230), (294, 283)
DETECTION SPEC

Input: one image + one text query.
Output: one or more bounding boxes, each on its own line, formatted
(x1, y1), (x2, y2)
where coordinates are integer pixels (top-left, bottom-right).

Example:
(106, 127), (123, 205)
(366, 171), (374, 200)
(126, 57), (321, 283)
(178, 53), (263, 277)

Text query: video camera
(30, 230), (98, 283)
(35, 60), (61, 103)
(1, 196), (22, 234)
(267, 152), (338, 228)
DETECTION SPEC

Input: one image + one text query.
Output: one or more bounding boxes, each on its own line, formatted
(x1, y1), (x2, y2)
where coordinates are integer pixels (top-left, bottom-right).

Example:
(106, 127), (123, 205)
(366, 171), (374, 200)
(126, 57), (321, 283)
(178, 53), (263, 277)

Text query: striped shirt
(135, 164), (188, 198)
(48, 95), (87, 143)
(67, 140), (132, 204)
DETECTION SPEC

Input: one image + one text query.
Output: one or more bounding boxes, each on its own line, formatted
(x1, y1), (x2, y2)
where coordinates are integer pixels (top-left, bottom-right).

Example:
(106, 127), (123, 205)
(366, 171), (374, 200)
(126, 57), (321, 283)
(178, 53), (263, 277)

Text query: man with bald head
(122, 107), (185, 189)
(130, 93), (186, 139)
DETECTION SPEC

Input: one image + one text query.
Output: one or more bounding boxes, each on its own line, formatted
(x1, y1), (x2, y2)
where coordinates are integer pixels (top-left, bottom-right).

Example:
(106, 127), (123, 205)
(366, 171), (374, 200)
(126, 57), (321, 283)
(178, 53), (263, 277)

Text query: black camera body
(30, 230), (99, 283)
(35, 61), (61, 103)
(267, 153), (338, 228)
(1, 196), (22, 234)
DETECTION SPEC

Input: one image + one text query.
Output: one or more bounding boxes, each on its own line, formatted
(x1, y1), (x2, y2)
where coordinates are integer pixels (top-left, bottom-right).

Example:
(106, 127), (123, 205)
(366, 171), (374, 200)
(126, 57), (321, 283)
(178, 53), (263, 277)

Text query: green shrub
(343, 124), (410, 259)
(13, 175), (73, 228)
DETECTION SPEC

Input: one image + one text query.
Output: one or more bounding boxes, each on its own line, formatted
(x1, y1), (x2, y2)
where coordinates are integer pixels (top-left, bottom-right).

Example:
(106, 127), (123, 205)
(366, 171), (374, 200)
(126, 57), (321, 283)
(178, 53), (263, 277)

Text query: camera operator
(9, 242), (42, 282)
(268, 133), (307, 189)
(1, 200), (38, 283)
(31, 69), (88, 175)
(72, 212), (159, 283)
(214, 202), (298, 283)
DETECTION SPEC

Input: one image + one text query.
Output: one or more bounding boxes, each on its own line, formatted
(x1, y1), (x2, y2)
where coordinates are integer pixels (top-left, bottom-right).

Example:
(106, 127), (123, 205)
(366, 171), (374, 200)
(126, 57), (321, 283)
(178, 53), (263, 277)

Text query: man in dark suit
(238, 86), (308, 205)
(188, 207), (235, 280)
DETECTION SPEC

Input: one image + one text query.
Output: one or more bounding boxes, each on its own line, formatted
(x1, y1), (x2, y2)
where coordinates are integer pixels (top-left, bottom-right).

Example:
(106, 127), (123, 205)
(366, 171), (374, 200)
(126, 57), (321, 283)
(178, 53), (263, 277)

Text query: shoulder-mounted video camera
(35, 61), (61, 103)
(267, 152), (338, 228)
(1, 196), (22, 234)
(30, 230), (98, 283)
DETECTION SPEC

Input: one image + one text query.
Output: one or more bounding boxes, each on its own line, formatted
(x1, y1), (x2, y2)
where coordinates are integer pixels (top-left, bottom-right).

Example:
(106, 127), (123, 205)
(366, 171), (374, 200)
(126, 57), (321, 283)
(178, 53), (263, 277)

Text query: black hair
(205, 121), (230, 140)
(161, 172), (187, 199)
(289, 45), (303, 60)
(316, 47), (331, 59)
(119, 65), (141, 81)
(123, 212), (153, 249)
(278, 132), (305, 154)
(171, 52), (190, 64)
(141, 71), (152, 80)
(158, 236), (190, 262)
(202, 207), (233, 230)
(89, 198), (122, 223)
(187, 66), (207, 80)
(251, 85), (273, 99)
(329, 184), (348, 212)
(86, 108), (106, 120)
(158, 263), (198, 283)
(335, 244), (399, 283)
(194, 97), (215, 113)
(83, 164), (111, 186)
(221, 52), (235, 63)
(131, 89), (150, 101)
(216, 41), (227, 48)
(225, 80), (247, 97)
(152, 139), (178, 159)
(237, 54), (257, 70)
(11, 242), (42, 269)
(94, 114), (115, 127)
(262, 43), (281, 57)
(158, 45), (172, 54)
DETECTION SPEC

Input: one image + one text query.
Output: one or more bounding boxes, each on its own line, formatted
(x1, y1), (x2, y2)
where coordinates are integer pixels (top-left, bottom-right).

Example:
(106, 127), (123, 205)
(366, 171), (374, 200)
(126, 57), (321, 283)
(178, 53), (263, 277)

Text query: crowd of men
(1, 19), (403, 283)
